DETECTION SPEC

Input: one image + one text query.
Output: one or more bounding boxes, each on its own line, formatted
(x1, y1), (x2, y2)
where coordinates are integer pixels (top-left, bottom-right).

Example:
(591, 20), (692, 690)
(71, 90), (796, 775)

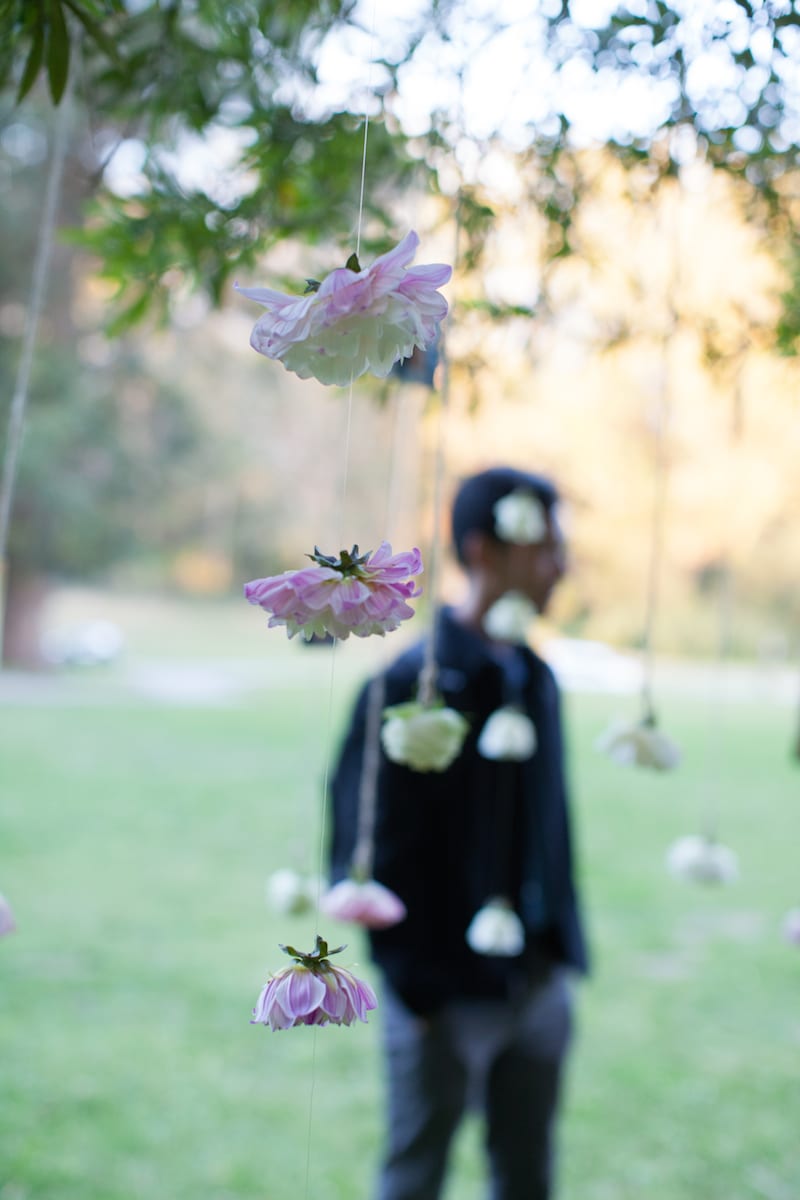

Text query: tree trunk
(2, 564), (51, 669)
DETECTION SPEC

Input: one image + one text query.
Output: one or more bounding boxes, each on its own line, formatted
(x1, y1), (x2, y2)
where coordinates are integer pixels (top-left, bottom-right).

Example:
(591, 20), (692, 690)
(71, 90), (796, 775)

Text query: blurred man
(330, 466), (589, 1200)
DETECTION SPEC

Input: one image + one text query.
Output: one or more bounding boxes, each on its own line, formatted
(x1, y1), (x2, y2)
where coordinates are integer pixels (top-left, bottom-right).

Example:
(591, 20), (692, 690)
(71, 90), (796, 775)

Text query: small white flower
(466, 898), (525, 956)
(493, 489), (548, 545)
(595, 719), (681, 771)
(666, 835), (739, 884)
(781, 908), (800, 946)
(381, 701), (469, 772)
(477, 707), (537, 761)
(0, 893), (16, 938)
(265, 869), (320, 916)
(482, 591), (538, 642)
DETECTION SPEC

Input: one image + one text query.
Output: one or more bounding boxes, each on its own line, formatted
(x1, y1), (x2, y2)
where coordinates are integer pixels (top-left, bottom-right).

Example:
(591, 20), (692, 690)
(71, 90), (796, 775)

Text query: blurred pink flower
(235, 231), (451, 386)
(782, 908), (800, 946)
(245, 542), (423, 641)
(321, 879), (407, 929)
(251, 936), (377, 1031)
(0, 893), (16, 938)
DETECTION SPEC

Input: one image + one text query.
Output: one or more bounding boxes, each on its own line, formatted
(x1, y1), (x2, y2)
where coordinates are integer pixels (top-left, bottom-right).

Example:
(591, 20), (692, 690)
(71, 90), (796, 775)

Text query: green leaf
(344, 252), (361, 272)
(61, 0), (123, 66)
(16, 19), (45, 104)
(46, 0), (70, 103)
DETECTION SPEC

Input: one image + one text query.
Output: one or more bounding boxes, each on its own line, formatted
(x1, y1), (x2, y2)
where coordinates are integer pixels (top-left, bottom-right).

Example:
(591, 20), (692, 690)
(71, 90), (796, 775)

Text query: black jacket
(330, 607), (589, 1015)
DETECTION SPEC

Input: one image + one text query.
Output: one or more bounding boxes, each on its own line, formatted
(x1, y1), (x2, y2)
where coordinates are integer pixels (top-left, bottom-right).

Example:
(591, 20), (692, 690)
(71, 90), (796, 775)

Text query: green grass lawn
(1, 627), (798, 1200)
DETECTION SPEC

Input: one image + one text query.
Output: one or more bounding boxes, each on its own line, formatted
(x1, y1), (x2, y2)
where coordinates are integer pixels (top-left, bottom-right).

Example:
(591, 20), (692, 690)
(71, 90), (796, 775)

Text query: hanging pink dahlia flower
(320, 878), (407, 930)
(234, 231), (451, 386)
(244, 542), (423, 641)
(251, 936), (378, 1031)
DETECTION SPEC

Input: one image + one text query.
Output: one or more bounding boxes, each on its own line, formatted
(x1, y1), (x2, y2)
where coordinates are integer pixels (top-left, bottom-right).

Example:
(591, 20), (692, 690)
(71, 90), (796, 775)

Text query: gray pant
(377, 972), (573, 1200)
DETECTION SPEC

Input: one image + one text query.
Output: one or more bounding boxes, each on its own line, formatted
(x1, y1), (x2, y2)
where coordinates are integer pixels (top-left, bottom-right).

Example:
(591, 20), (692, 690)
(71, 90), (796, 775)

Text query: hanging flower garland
(245, 543), (423, 641)
(251, 937), (377, 1031)
(235, 231), (451, 387)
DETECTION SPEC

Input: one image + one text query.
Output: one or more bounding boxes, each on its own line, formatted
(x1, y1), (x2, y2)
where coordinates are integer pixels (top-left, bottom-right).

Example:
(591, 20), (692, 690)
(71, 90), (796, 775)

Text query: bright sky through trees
(309, 0), (800, 156)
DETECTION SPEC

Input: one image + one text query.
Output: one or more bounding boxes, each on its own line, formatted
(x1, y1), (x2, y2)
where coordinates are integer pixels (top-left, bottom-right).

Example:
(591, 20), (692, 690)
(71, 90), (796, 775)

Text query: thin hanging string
(0, 76), (73, 665)
(352, 208), (461, 880)
(355, 112), (370, 261)
(418, 209), (461, 707)
(699, 399), (741, 840)
(311, 0), (377, 915)
(302, 9), (377, 1197)
(639, 187), (679, 724)
(702, 559), (734, 839)
(335, 60), (374, 532)
(352, 391), (409, 881)
(640, 359), (671, 723)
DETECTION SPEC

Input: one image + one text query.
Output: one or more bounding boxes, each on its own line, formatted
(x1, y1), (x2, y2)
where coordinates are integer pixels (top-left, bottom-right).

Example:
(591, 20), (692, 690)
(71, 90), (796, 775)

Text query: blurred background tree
(2, 1), (800, 667)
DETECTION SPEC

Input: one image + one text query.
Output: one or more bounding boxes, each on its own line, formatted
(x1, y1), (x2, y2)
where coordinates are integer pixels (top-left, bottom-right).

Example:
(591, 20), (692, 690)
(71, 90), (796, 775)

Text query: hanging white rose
(466, 898), (525, 956)
(595, 719), (681, 771)
(482, 591), (537, 642)
(666, 835), (739, 884)
(478, 706), (537, 761)
(381, 701), (469, 773)
(492, 489), (548, 545)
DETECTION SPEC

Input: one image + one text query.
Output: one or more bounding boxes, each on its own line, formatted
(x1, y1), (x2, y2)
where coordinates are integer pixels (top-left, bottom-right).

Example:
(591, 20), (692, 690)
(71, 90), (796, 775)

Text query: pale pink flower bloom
(320, 879), (407, 930)
(0, 893), (16, 938)
(235, 231), (451, 386)
(245, 542), (423, 641)
(251, 936), (378, 1031)
(466, 898), (525, 957)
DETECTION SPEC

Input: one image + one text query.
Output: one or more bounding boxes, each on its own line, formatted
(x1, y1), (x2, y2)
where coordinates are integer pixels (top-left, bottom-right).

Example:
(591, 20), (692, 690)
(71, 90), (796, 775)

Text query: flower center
(280, 933), (346, 971)
(308, 545), (372, 577)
